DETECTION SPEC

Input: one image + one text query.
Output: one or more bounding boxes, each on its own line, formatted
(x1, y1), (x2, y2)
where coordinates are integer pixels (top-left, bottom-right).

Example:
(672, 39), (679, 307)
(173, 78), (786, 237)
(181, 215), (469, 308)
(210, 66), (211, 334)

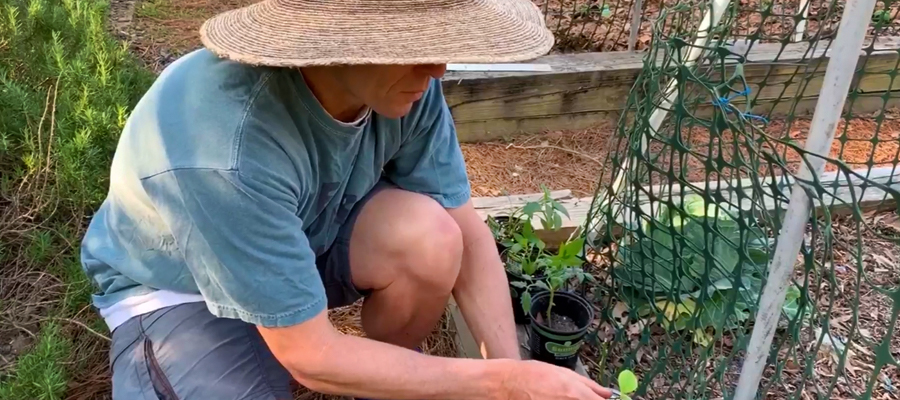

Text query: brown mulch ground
(463, 115), (900, 198)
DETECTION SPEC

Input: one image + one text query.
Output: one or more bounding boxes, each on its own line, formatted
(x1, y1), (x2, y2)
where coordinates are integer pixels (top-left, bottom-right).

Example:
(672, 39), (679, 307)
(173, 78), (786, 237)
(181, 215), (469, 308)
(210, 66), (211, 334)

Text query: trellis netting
(582, 0), (900, 398)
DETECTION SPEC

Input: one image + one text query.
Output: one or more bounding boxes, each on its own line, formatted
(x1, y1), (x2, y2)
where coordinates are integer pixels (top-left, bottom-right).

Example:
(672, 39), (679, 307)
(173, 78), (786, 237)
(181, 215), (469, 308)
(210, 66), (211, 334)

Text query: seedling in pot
(521, 236), (594, 330)
(488, 185), (568, 251)
(505, 219), (547, 277)
(492, 185), (577, 324)
(523, 235), (595, 370)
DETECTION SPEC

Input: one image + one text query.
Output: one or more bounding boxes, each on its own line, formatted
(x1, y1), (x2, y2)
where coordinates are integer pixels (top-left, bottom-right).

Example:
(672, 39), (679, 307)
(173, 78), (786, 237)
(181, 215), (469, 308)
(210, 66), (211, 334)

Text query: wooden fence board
(473, 166), (900, 245)
(442, 37), (900, 142)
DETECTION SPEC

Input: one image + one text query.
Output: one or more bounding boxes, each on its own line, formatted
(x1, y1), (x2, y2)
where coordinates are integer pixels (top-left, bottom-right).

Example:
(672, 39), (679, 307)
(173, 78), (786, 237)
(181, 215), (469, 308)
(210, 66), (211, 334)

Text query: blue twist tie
(711, 86), (768, 123)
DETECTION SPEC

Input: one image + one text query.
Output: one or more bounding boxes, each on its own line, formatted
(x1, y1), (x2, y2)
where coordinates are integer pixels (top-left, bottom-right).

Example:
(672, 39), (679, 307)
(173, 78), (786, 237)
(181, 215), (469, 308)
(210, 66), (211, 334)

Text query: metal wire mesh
(581, 0), (900, 398)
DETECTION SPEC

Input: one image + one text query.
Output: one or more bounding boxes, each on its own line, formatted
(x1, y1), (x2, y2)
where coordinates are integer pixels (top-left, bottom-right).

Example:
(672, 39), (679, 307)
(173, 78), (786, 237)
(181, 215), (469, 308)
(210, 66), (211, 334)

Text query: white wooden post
(793, 0), (810, 42)
(732, 0), (878, 398)
(627, 0), (644, 51)
(607, 0), (732, 203)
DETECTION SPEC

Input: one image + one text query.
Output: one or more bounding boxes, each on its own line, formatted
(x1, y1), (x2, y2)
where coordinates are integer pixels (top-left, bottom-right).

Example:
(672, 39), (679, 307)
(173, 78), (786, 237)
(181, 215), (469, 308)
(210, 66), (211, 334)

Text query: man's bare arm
(258, 309), (614, 400)
(446, 199), (522, 360)
(258, 310), (507, 400)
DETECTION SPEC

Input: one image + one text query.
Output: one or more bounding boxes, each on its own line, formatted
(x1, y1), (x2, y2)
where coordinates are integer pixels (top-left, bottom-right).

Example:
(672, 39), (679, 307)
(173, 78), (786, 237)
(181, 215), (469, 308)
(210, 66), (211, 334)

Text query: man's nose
(419, 64), (447, 79)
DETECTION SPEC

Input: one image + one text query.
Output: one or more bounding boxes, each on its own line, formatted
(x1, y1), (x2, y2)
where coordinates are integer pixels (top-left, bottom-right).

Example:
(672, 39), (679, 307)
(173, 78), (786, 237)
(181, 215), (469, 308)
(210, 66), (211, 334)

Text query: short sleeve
(140, 168), (326, 328)
(385, 79), (471, 208)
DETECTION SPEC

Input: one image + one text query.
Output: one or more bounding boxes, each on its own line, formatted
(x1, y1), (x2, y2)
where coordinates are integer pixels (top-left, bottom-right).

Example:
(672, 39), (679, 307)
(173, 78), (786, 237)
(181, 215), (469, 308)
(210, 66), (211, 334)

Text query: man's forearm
(289, 332), (509, 399)
(448, 201), (522, 360)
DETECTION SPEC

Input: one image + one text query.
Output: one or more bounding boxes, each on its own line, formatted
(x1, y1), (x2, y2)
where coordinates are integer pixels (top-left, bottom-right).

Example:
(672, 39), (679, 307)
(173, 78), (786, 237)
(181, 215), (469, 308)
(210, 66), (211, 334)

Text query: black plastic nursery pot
(527, 290), (593, 370)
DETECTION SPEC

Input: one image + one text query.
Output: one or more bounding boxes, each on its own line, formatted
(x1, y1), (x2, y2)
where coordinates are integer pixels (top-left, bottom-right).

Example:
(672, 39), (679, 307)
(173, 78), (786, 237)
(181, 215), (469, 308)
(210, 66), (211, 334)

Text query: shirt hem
(206, 295), (327, 328)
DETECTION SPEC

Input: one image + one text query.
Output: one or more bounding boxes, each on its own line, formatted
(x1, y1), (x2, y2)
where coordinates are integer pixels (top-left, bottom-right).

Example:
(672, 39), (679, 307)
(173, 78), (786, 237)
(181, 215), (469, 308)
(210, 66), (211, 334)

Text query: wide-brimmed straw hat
(199, 0), (554, 67)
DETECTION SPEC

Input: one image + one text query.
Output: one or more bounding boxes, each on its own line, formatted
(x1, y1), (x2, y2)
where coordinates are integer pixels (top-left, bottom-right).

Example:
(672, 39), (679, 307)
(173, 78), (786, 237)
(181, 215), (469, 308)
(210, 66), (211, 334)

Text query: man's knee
(353, 188), (464, 294)
(401, 198), (464, 293)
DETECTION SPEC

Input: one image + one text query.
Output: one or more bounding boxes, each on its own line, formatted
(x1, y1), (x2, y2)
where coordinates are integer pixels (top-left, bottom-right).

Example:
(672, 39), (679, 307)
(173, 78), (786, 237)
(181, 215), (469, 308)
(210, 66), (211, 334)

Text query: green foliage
(25, 230), (54, 264)
(0, 0), (154, 214)
(872, 9), (892, 25)
(613, 194), (802, 345)
(0, 0), (153, 395)
(574, 2), (611, 19)
(538, 236), (595, 319)
(491, 185), (571, 277)
(0, 323), (71, 400)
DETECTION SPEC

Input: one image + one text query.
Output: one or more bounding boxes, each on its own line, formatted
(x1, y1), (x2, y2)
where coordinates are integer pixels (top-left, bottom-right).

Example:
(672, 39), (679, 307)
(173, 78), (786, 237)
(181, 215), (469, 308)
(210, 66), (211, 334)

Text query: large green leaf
(694, 290), (751, 332)
(683, 194), (708, 217)
(615, 237), (698, 294)
(782, 285), (803, 321)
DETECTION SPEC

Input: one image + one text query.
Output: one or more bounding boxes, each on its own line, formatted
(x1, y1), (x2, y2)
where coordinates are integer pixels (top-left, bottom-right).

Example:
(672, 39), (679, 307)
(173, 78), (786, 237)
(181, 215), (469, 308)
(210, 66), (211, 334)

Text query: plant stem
(545, 289), (556, 326)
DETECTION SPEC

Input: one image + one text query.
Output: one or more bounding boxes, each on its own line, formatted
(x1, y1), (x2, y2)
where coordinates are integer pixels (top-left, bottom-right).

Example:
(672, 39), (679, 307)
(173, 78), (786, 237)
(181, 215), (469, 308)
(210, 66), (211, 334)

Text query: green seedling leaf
(509, 281), (527, 289)
(521, 291), (533, 314)
(618, 369), (638, 395)
(522, 201), (541, 216)
(551, 200), (570, 218)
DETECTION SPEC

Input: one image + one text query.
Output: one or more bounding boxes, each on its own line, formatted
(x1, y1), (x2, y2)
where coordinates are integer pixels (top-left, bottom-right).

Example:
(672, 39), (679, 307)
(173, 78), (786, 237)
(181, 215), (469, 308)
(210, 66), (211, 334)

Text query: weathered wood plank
(442, 37), (900, 142)
(471, 189), (571, 209)
(472, 166), (900, 243)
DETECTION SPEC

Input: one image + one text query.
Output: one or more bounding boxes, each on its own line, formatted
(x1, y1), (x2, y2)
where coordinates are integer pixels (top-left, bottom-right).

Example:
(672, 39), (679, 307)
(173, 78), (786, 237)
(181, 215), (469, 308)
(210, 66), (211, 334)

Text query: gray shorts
(109, 181), (391, 400)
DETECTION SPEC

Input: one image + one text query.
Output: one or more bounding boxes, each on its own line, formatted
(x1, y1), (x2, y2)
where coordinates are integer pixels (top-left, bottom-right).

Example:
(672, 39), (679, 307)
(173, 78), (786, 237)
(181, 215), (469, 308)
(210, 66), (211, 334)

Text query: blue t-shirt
(80, 49), (471, 328)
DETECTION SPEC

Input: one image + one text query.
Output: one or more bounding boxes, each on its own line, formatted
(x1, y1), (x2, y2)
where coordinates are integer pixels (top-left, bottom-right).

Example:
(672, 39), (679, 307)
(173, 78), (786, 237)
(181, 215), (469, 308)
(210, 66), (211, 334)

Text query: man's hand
(501, 360), (614, 400)
(258, 310), (613, 400)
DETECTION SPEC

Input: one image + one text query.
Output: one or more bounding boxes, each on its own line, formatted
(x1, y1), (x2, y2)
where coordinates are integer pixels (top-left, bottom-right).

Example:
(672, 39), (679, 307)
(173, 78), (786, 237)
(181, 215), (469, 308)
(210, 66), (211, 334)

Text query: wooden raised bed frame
(441, 37), (900, 142)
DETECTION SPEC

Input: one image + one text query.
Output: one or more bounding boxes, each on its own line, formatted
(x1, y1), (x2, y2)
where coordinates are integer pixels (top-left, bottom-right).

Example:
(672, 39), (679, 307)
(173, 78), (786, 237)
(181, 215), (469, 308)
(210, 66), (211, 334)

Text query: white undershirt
(101, 290), (206, 331)
(99, 107), (373, 332)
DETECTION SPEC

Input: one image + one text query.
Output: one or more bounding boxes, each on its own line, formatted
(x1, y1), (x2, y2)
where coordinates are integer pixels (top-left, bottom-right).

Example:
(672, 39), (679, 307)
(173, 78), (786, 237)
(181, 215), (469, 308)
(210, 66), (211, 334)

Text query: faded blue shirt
(80, 49), (470, 328)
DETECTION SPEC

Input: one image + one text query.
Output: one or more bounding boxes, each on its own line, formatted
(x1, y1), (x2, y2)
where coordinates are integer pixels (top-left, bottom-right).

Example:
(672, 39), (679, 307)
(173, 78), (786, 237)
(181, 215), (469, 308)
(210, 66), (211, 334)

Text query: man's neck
(299, 66), (366, 123)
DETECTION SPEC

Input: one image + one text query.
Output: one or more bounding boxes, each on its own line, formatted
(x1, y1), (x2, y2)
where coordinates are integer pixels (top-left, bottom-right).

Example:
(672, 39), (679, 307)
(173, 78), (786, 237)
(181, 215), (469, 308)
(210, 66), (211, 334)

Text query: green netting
(533, 0), (865, 53)
(582, 0), (900, 399)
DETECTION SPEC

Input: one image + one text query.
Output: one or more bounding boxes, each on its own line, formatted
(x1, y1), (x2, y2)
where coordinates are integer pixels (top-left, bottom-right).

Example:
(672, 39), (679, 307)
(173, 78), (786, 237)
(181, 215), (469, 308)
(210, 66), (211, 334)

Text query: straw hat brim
(199, 0), (555, 67)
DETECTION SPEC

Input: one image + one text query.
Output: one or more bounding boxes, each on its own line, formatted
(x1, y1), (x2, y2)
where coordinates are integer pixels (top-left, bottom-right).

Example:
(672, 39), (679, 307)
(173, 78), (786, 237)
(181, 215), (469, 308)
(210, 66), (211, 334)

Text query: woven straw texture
(199, 0), (555, 67)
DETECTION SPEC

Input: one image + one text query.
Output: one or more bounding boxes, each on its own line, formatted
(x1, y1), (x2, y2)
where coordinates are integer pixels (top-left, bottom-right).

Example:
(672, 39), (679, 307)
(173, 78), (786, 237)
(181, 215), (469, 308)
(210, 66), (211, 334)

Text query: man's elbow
(255, 312), (340, 392)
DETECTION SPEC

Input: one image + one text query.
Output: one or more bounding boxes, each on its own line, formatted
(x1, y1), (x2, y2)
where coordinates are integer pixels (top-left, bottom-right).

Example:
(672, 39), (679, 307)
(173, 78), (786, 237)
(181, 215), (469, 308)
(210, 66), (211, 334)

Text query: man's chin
(376, 103), (415, 119)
